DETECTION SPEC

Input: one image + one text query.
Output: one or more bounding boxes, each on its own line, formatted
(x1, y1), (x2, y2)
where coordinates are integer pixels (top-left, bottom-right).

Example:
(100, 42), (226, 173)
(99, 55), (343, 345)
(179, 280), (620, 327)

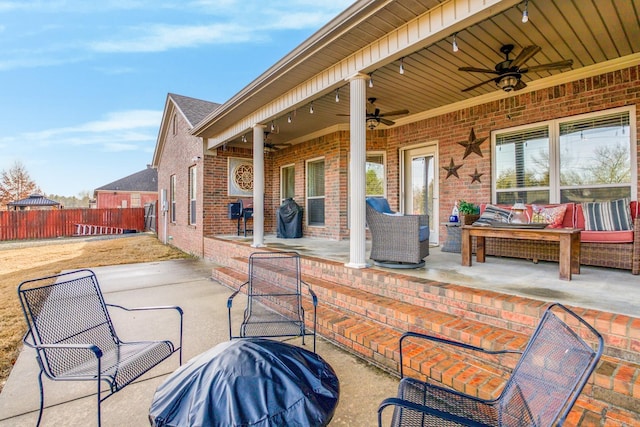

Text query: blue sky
(0, 0), (352, 197)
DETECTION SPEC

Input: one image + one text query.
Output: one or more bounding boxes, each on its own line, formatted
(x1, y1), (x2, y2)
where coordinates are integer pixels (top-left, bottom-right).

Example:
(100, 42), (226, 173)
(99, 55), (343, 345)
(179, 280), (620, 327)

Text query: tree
(0, 161), (41, 208)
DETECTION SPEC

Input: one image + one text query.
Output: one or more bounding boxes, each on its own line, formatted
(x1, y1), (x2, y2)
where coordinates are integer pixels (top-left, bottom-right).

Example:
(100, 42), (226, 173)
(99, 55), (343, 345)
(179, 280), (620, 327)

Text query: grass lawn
(0, 233), (189, 391)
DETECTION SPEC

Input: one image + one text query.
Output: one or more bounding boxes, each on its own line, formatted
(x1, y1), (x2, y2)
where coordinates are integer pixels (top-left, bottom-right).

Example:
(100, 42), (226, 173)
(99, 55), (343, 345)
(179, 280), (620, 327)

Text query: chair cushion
(473, 204), (511, 226)
(419, 225), (429, 242)
(366, 197), (393, 214)
(581, 198), (633, 231)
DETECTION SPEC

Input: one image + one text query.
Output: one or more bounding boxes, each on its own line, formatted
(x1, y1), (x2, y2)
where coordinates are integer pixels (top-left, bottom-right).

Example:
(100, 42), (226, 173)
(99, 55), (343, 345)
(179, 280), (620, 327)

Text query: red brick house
(93, 166), (158, 209)
(150, 0), (638, 269)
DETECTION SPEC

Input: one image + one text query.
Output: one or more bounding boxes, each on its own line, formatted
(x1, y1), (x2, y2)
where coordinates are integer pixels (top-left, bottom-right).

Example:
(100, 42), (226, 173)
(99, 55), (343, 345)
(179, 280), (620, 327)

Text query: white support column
(252, 124), (265, 247)
(346, 74), (369, 268)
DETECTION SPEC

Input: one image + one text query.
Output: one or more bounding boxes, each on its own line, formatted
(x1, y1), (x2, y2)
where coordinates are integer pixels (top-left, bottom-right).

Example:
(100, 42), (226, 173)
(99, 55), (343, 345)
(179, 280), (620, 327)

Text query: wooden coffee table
(461, 225), (582, 280)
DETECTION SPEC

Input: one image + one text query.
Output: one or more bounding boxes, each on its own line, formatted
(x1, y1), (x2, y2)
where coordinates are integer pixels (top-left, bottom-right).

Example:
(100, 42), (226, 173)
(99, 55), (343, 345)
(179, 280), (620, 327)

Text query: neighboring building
(7, 194), (61, 211)
(152, 1), (639, 267)
(94, 166), (158, 209)
(152, 93), (221, 256)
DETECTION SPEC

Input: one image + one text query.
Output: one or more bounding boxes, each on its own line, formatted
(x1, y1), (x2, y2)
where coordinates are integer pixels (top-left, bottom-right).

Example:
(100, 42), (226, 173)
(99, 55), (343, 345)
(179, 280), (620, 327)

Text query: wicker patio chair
(227, 251), (318, 352)
(378, 303), (603, 427)
(18, 269), (183, 427)
(366, 197), (430, 268)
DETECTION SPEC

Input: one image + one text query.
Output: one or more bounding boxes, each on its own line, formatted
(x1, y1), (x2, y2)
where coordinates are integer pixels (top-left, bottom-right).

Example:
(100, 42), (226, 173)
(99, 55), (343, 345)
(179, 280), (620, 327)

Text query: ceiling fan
(458, 44), (573, 93)
(337, 98), (409, 129)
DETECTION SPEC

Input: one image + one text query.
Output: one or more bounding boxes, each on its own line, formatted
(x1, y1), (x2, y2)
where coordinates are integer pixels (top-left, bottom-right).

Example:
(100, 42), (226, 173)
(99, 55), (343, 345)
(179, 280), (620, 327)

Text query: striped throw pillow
(472, 204), (511, 226)
(581, 198), (632, 231)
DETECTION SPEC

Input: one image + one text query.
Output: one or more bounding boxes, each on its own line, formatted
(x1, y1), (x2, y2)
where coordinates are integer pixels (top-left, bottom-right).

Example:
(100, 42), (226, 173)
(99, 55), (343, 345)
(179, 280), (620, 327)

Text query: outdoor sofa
(471, 199), (639, 274)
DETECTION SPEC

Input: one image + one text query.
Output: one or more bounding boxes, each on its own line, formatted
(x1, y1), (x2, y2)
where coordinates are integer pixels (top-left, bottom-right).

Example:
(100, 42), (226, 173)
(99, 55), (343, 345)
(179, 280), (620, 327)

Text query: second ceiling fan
(337, 98), (409, 129)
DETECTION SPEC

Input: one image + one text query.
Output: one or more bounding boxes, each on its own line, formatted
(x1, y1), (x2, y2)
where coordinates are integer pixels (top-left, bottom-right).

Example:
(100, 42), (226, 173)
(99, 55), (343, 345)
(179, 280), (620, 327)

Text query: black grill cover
(277, 198), (303, 238)
(149, 338), (339, 427)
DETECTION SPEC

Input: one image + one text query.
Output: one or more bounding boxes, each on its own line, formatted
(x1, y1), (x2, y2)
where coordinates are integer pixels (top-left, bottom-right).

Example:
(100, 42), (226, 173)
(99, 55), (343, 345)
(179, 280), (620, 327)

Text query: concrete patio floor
(0, 258), (399, 427)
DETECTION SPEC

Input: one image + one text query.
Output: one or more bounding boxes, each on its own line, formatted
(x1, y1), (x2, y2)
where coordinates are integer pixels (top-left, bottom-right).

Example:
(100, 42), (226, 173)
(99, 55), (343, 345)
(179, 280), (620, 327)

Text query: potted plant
(458, 200), (480, 225)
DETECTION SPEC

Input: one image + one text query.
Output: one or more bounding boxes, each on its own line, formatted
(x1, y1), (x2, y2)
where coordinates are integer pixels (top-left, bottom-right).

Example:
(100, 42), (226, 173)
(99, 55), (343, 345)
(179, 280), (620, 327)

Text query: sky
(0, 0), (353, 197)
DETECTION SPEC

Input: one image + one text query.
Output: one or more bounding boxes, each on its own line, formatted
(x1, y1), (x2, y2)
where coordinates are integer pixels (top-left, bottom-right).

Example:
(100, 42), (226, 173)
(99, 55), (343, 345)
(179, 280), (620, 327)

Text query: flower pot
(459, 214), (480, 225)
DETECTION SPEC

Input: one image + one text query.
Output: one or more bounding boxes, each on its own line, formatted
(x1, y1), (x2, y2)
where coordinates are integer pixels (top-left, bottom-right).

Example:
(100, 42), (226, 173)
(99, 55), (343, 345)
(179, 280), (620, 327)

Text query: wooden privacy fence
(0, 208), (146, 241)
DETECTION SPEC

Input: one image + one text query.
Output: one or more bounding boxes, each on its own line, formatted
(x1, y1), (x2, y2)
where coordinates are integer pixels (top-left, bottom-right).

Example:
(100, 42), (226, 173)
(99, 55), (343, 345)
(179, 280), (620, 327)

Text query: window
(189, 166), (197, 225)
(131, 193), (141, 208)
(306, 158), (325, 226)
(170, 175), (176, 223)
(493, 107), (636, 204)
(281, 164), (295, 203)
(366, 152), (385, 197)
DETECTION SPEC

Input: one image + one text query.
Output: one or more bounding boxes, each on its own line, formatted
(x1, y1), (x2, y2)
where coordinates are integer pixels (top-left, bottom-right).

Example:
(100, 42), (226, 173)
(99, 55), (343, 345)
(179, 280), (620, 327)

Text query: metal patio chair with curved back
(18, 269), (183, 427)
(228, 251), (317, 352)
(378, 303), (603, 427)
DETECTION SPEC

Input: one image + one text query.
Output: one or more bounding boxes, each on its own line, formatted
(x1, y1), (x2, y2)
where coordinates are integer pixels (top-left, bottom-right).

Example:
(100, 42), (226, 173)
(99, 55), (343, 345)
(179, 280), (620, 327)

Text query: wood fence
(0, 208), (146, 241)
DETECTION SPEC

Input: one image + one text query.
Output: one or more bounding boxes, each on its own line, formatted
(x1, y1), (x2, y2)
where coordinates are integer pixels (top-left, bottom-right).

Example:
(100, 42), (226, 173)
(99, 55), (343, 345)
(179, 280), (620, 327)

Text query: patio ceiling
(196, 0), (640, 149)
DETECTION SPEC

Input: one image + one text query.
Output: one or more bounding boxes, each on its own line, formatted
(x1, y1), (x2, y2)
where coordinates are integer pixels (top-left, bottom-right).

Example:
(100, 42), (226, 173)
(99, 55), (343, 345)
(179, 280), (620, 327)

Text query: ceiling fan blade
(511, 45), (541, 68)
(461, 77), (497, 92)
(379, 118), (395, 126)
(379, 109), (409, 117)
(521, 59), (573, 73)
(458, 66), (500, 74)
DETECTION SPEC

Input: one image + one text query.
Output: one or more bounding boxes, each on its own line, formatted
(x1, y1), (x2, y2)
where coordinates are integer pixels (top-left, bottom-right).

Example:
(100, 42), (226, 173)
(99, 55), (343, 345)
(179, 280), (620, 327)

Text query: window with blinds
(492, 107), (635, 204)
(189, 166), (196, 225)
(306, 158), (325, 226)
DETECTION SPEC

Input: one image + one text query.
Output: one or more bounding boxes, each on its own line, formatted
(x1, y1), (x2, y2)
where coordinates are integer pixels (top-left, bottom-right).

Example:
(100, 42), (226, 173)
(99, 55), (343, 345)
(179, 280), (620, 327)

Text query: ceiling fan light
(497, 74), (519, 92)
(366, 118), (379, 130)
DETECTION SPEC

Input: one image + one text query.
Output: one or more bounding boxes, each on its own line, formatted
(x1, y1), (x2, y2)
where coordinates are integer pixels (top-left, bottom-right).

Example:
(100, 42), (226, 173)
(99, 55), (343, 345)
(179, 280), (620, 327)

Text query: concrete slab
(0, 259), (398, 427)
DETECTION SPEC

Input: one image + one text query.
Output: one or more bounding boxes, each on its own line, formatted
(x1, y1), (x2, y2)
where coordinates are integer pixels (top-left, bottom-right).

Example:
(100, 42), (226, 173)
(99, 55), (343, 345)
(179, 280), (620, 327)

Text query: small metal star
(458, 128), (487, 159)
(469, 168), (483, 183)
(443, 158), (462, 179)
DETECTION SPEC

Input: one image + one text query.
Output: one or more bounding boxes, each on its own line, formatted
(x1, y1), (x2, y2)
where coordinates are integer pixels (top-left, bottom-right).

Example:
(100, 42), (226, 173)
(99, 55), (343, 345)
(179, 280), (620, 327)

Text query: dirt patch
(0, 233), (189, 391)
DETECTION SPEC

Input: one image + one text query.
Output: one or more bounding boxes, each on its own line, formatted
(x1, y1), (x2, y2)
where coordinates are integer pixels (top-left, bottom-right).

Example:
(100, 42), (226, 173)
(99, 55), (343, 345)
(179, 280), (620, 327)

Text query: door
(401, 144), (438, 245)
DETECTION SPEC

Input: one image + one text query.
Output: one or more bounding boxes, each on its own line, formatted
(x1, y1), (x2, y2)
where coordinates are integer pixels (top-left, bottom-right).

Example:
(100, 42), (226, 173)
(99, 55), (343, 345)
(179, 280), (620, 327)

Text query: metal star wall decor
(470, 168), (483, 183)
(458, 128), (487, 159)
(443, 158), (462, 179)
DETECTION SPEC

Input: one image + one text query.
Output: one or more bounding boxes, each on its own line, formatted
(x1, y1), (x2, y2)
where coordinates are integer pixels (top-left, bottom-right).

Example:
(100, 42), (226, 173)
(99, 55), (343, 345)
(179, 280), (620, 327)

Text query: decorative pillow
(366, 197), (393, 214)
(581, 198), (633, 231)
(472, 204), (511, 226)
(531, 204), (567, 228)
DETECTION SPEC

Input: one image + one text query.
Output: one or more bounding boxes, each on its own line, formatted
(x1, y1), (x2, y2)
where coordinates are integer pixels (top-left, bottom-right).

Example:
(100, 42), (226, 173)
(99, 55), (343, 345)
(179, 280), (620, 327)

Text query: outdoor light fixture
(368, 73), (374, 88)
(335, 88), (340, 102)
(241, 135), (247, 143)
(287, 113), (292, 123)
(496, 74), (520, 92)
(270, 121), (275, 132)
(452, 33), (459, 52)
(309, 102), (314, 114)
(522, 0), (529, 23)
(399, 58), (405, 75)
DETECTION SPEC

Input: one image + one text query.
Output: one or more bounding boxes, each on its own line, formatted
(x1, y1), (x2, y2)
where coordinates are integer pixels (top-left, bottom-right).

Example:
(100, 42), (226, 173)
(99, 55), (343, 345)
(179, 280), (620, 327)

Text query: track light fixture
(335, 88), (340, 102)
(452, 33), (459, 52)
(522, 0), (529, 23)
(368, 73), (374, 88)
(399, 58), (405, 74)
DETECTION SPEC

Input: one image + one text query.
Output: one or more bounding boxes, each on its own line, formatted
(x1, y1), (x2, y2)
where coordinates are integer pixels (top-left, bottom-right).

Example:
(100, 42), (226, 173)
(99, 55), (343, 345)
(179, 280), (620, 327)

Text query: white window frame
(491, 106), (637, 204)
(170, 175), (176, 223)
(306, 157), (325, 227)
(189, 166), (197, 225)
(365, 151), (386, 198)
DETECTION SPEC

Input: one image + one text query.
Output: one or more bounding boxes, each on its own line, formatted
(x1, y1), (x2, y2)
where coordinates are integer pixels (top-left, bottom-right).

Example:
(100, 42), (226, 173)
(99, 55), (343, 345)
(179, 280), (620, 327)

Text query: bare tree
(0, 161), (41, 208)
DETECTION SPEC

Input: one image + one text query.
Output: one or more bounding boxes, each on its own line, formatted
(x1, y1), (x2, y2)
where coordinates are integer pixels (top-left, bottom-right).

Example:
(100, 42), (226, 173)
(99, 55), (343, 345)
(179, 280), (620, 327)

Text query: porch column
(252, 124), (265, 247)
(346, 73), (368, 268)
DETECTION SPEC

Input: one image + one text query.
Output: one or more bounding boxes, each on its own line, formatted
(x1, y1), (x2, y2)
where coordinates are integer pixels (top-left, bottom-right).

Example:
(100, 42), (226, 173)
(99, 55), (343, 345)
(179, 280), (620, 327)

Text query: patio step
(207, 240), (640, 424)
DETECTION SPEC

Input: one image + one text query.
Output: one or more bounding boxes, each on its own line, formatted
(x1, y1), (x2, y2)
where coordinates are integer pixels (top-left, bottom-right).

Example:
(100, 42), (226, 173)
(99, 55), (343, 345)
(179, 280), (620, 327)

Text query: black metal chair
(227, 251), (318, 352)
(378, 303), (603, 427)
(18, 269), (183, 427)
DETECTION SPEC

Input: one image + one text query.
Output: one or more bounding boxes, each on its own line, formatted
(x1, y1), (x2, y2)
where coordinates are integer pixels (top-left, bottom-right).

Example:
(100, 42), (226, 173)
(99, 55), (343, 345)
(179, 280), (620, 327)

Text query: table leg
(476, 236), (486, 263)
(461, 228), (472, 266)
(570, 232), (581, 275)
(559, 234), (572, 280)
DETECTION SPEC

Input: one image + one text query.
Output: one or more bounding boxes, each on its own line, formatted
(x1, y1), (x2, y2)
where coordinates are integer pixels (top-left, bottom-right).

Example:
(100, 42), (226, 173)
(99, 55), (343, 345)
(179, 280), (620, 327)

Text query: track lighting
(452, 33), (459, 52)
(335, 88), (340, 103)
(309, 102), (314, 114)
(399, 58), (405, 75)
(368, 73), (374, 88)
(522, 0), (529, 23)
